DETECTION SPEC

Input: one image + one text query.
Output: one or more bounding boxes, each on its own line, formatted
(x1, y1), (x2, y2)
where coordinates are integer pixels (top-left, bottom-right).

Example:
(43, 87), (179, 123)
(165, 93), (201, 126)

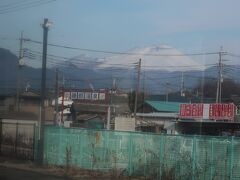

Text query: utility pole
(166, 82), (169, 102)
(216, 47), (224, 103)
(54, 68), (59, 126)
(180, 72), (185, 97)
(200, 70), (205, 103)
(107, 77), (116, 130)
(60, 76), (65, 124)
(134, 59), (141, 117)
(16, 32), (24, 112)
(107, 106), (111, 130)
(39, 18), (51, 164)
(112, 77), (117, 91)
(61, 88), (64, 124)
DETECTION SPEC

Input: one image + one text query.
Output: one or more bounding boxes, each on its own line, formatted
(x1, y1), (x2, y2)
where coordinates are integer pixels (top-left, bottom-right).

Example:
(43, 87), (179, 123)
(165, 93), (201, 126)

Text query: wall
(19, 102), (54, 122)
(43, 126), (240, 179)
(0, 97), (15, 111)
(115, 117), (135, 131)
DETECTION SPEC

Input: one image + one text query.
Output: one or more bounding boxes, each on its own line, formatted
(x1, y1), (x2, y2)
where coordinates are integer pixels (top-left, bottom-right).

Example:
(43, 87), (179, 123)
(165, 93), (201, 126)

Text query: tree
(193, 78), (240, 100)
(128, 91), (147, 113)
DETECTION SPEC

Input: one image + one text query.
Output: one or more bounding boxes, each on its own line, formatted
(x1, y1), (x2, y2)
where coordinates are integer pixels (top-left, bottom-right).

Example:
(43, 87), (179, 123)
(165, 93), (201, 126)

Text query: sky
(1, 0), (240, 67)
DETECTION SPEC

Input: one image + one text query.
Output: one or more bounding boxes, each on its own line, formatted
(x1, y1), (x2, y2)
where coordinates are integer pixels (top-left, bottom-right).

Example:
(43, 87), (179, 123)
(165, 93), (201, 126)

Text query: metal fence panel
(43, 126), (240, 179)
(0, 122), (35, 160)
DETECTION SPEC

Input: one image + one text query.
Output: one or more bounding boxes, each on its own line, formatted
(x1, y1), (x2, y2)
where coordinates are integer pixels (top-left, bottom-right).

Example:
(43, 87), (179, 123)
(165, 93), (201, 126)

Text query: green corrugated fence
(43, 126), (240, 179)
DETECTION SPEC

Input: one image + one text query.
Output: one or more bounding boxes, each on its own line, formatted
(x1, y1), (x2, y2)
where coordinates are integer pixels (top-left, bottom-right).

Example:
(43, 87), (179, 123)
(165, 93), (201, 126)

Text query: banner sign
(63, 89), (108, 103)
(179, 103), (236, 121)
(209, 103), (236, 120)
(179, 104), (203, 119)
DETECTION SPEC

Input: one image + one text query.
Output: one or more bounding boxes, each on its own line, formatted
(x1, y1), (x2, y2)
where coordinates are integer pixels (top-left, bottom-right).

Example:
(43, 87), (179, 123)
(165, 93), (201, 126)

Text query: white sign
(78, 92), (84, 99)
(99, 93), (105, 100)
(203, 104), (210, 120)
(84, 92), (91, 100)
(92, 93), (98, 100)
(64, 92), (71, 100)
(71, 92), (78, 99)
(65, 91), (106, 101)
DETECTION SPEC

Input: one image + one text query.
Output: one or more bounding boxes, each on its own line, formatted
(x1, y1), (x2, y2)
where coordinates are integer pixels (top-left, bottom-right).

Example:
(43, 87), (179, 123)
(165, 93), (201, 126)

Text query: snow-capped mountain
(97, 45), (205, 72)
(57, 54), (99, 69)
(2, 47), (235, 95)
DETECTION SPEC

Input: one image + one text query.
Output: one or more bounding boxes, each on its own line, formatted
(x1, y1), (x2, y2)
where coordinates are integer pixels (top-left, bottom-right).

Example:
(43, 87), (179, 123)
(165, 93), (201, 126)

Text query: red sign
(180, 103), (203, 119)
(209, 103), (236, 120)
(179, 103), (236, 121)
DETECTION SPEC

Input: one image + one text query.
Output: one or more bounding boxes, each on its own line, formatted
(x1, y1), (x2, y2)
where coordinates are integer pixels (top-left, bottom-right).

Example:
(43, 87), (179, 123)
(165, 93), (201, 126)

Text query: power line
(65, 77), (124, 81)
(0, 0), (30, 8)
(227, 53), (240, 58)
(25, 39), (221, 57)
(143, 73), (177, 90)
(142, 63), (216, 68)
(24, 48), (218, 69)
(26, 57), (134, 72)
(0, 0), (56, 14)
(0, 0), (42, 10)
(21, 52), (223, 74)
(24, 49), (136, 67)
(3, 36), (239, 59)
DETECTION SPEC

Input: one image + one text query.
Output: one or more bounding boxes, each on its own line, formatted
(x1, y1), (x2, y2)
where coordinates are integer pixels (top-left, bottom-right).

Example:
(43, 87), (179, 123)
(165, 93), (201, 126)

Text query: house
(18, 91), (40, 114)
(136, 100), (181, 133)
(62, 89), (130, 129)
(0, 111), (38, 124)
(0, 95), (15, 112)
(0, 91), (55, 124)
(176, 102), (240, 136)
(176, 120), (240, 136)
(52, 96), (73, 124)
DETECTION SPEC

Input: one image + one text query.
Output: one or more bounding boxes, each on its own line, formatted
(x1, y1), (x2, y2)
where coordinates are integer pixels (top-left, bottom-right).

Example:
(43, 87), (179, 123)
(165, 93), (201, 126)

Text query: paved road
(0, 166), (70, 180)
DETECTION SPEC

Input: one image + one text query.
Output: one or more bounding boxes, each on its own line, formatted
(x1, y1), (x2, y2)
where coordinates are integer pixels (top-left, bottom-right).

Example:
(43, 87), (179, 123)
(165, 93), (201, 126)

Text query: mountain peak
(97, 45), (205, 72)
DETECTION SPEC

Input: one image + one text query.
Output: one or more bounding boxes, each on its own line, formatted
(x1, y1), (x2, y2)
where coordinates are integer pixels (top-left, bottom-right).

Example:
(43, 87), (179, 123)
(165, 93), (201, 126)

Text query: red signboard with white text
(179, 103), (236, 121)
(180, 103), (203, 119)
(209, 103), (236, 120)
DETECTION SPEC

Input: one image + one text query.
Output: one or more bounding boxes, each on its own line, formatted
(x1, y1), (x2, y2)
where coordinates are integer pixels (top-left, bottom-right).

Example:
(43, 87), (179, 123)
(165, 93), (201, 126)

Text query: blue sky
(1, 0), (240, 66)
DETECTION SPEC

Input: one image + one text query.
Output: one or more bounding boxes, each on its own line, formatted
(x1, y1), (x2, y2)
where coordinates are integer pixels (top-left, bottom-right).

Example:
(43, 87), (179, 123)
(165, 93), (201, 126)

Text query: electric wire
(25, 39), (221, 57)
(0, 0), (45, 11)
(0, 0), (56, 14)
(23, 49), (217, 69)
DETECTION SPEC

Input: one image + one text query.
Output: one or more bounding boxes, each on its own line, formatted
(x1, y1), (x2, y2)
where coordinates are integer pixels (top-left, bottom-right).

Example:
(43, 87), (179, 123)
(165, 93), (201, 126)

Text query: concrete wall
(0, 97), (15, 111)
(115, 116), (135, 131)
